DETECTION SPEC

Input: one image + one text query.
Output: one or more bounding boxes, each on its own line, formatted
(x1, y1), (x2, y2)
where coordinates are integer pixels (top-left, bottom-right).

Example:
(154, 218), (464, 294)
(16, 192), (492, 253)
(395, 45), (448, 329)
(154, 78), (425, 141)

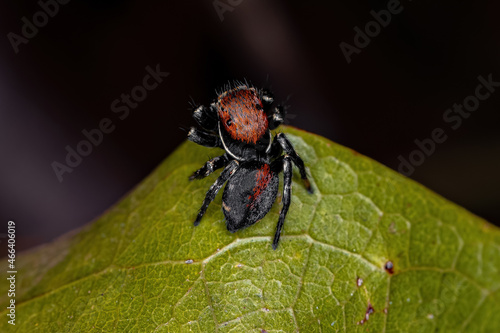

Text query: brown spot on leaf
(384, 261), (394, 274)
(357, 303), (374, 325)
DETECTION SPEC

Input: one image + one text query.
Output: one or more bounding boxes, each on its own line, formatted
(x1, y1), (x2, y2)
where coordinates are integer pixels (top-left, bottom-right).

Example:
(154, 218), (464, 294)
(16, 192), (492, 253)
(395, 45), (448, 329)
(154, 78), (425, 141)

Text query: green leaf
(2, 126), (500, 332)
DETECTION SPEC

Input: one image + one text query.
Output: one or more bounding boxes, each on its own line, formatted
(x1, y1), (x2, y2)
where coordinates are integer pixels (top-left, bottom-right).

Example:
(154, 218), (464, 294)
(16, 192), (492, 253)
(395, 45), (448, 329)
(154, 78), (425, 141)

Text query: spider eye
(226, 119), (232, 126)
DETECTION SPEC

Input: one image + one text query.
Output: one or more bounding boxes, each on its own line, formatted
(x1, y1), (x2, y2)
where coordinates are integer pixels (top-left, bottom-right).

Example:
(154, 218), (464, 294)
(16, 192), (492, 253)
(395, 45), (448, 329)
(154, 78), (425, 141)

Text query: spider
(187, 81), (313, 249)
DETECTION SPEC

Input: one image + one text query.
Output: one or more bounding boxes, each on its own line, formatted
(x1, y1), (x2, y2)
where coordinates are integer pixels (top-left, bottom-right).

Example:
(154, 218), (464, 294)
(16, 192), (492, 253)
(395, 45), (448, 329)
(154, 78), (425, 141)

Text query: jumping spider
(188, 81), (313, 249)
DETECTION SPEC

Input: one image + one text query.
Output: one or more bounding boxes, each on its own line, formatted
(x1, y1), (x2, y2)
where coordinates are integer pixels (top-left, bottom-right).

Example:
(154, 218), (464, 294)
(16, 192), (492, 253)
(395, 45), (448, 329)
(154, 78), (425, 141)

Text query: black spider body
(188, 81), (312, 249)
(223, 161), (279, 232)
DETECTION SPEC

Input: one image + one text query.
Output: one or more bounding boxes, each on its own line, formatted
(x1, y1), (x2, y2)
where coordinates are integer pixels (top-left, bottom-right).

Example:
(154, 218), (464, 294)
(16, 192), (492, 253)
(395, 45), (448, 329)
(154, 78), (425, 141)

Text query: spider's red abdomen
(249, 164), (273, 205)
(218, 88), (268, 144)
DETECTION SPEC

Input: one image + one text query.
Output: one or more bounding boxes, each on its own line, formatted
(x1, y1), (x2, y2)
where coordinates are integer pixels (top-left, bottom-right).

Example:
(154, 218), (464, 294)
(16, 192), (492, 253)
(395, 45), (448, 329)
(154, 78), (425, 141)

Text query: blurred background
(1, 0), (499, 253)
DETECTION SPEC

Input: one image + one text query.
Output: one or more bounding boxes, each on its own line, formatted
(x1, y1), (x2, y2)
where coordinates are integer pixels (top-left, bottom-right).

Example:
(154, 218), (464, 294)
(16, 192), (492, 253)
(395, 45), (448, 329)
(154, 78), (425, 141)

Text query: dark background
(1, 0), (499, 253)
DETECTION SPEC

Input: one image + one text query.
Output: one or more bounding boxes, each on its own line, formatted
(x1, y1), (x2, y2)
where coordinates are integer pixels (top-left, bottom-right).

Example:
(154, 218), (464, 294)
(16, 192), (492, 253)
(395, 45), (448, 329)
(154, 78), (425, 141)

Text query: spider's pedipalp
(187, 127), (221, 148)
(192, 104), (218, 131)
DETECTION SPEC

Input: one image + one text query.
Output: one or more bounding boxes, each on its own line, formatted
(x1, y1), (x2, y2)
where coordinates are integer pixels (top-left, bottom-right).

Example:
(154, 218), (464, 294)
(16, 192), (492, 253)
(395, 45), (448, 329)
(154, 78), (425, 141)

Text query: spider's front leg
(192, 104), (218, 131)
(261, 90), (286, 130)
(189, 154), (228, 180)
(267, 105), (286, 130)
(271, 133), (313, 193)
(187, 127), (221, 148)
(194, 160), (239, 226)
(261, 89), (274, 107)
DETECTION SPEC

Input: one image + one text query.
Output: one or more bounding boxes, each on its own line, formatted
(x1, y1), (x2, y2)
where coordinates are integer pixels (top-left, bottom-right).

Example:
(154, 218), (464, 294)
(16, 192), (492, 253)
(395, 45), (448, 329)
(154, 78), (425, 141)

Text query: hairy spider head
(216, 85), (268, 144)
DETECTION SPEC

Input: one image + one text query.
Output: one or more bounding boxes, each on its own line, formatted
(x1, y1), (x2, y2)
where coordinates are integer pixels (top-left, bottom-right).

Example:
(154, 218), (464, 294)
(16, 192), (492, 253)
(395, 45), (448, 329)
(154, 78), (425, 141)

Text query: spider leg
(192, 104), (218, 131)
(267, 105), (286, 130)
(270, 133), (313, 193)
(261, 89), (275, 107)
(194, 160), (239, 226)
(271, 155), (293, 249)
(187, 127), (221, 148)
(260, 88), (285, 130)
(269, 135), (283, 159)
(189, 154), (228, 180)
